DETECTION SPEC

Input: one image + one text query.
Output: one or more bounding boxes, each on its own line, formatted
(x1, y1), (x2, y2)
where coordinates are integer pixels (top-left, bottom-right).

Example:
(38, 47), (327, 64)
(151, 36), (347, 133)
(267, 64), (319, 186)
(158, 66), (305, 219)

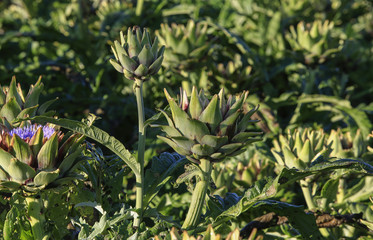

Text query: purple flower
(9, 125), (56, 140)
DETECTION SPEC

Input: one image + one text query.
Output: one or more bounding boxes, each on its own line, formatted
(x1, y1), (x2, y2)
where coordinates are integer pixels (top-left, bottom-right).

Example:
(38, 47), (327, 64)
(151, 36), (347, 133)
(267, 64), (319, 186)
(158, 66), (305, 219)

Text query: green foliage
(0, 0), (373, 239)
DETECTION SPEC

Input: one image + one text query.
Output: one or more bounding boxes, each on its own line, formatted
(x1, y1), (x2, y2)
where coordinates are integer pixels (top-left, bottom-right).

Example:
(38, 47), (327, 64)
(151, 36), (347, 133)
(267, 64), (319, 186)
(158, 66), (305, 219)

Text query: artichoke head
(0, 124), (85, 194)
(156, 87), (262, 164)
(0, 77), (45, 128)
(156, 20), (209, 69)
(327, 129), (366, 159)
(110, 27), (165, 80)
(271, 128), (332, 169)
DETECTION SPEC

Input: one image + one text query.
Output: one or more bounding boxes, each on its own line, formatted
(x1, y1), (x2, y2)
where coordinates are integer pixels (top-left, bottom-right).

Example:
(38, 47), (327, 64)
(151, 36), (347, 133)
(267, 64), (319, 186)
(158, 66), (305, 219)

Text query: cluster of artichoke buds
(285, 20), (339, 63)
(0, 77), (46, 128)
(0, 123), (85, 194)
(110, 27), (165, 80)
(155, 87), (262, 164)
(156, 20), (209, 69)
(271, 128), (332, 169)
(327, 129), (366, 159)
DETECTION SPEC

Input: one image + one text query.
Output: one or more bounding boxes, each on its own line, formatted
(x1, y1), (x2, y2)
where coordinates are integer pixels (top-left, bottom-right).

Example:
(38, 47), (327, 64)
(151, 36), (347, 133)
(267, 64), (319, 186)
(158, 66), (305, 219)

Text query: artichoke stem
(135, 0), (144, 16)
(134, 78), (146, 228)
(182, 159), (212, 229)
(300, 179), (330, 237)
(25, 196), (48, 240)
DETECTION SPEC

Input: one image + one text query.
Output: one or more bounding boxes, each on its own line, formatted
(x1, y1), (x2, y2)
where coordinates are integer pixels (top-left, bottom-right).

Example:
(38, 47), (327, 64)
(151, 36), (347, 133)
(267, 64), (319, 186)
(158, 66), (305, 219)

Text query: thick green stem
(300, 179), (330, 237)
(133, 79), (145, 228)
(25, 196), (48, 240)
(182, 159), (212, 229)
(135, 0), (144, 16)
(300, 179), (316, 210)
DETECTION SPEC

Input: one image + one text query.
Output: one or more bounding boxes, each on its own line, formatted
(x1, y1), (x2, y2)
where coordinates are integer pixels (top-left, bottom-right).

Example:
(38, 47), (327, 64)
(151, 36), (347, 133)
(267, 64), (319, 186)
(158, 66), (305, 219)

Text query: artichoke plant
(110, 26), (165, 81)
(156, 87), (261, 229)
(156, 20), (209, 69)
(0, 123), (85, 194)
(285, 20), (339, 64)
(157, 87), (262, 164)
(0, 76), (46, 128)
(271, 128), (331, 170)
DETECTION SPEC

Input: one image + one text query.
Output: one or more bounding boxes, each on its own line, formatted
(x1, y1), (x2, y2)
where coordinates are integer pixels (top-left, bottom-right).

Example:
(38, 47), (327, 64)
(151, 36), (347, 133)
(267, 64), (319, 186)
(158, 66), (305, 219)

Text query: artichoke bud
(327, 129), (366, 158)
(156, 86), (262, 164)
(0, 124), (85, 194)
(271, 128), (330, 170)
(110, 27), (165, 80)
(156, 20), (209, 69)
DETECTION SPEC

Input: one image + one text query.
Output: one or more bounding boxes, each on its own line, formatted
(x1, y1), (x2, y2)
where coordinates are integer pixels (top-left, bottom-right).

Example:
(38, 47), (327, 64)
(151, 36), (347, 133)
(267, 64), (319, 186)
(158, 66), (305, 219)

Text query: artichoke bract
(271, 128), (332, 170)
(0, 76), (46, 128)
(0, 123), (85, 194)
(110, 27), (165, 80)
(156, 87), (262, 164)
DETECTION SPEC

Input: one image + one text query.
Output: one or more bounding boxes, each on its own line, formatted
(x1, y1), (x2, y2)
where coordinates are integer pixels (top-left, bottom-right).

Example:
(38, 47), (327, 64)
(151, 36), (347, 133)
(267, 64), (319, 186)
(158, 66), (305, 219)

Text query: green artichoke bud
(327, 129), (366, 159)
(155, 87), (262, 164)
(0, 124), (85, 194)
(271, 128), (331, 169)
(285, 20), (339, 64)
(214, 54), (252, 91)
(0, 76), (45, 128)
(156, 20), (209, 69)
(110, 26), (165, 80)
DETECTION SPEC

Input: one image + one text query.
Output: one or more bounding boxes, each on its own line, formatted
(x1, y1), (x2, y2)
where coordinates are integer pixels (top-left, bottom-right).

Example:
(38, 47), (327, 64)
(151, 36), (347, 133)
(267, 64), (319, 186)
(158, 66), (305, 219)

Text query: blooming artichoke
(110, 27), (165, 80)
(0, 123), (85, 194)
(155, 87), (262, 164)
(271, 128), (332, 169)
(0, 77), (45, 128)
